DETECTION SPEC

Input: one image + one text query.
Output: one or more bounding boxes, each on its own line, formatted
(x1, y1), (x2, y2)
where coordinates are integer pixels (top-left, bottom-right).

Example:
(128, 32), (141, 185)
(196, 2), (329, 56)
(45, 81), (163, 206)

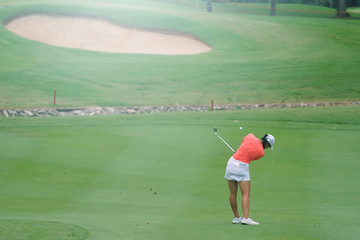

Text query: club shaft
(215, 133), (235, 153)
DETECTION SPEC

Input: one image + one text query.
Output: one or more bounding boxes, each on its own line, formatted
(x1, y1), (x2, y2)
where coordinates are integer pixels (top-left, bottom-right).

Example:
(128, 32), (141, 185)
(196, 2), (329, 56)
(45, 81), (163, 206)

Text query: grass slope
(0, 105), (359, 239)
(0, 0), (359, 108)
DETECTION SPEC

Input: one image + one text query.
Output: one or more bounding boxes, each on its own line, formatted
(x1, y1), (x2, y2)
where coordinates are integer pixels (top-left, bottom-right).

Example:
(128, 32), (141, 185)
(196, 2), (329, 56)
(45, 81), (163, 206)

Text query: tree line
(225, 0), (359, 8)
(207, 0), (356, 17)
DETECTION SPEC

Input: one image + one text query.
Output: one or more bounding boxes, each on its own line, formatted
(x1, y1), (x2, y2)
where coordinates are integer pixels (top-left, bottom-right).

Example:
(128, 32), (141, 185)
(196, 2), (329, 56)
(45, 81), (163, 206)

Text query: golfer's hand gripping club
(213, 128), (235, 153)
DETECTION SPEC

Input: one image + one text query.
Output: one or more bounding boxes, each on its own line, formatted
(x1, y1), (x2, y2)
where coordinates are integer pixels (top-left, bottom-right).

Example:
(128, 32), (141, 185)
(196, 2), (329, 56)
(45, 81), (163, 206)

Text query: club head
(213, 127), (217, 133)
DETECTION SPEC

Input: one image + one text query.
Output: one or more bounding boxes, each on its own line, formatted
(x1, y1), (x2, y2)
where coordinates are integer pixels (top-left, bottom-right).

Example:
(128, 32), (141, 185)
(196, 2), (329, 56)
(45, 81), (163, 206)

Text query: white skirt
(224, 157), (250, 182)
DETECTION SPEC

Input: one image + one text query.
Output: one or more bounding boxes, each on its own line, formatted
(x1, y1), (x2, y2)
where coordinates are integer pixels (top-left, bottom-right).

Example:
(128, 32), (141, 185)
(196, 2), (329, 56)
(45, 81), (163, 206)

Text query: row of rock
(0, 106), (208, 117)
(0, 101), (358, 117)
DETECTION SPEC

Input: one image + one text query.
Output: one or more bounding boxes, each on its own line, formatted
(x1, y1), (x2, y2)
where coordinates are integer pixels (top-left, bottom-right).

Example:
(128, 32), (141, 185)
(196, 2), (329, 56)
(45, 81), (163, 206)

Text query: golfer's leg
(227, 180), (240, 218)
(239, 181), (251, 219)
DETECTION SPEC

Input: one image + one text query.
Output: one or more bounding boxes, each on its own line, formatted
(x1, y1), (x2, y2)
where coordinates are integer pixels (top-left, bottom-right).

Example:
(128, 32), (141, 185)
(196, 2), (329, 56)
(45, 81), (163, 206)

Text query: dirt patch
(4, 14), (212, 55)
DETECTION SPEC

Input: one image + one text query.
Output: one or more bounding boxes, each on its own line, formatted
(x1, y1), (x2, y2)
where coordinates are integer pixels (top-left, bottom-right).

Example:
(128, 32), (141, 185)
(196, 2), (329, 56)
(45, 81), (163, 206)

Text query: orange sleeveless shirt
(232, 134), (265, 164)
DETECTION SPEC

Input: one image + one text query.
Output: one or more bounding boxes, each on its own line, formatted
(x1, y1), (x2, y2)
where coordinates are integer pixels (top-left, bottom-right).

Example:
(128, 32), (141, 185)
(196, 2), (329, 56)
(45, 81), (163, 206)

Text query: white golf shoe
(232, 217), (243, 224)
(241, 218), (260, 225)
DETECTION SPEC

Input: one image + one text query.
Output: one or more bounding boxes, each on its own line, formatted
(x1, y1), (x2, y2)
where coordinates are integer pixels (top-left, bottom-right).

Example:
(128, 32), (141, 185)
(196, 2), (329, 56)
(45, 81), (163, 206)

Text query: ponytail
(261, 134), (268, 149)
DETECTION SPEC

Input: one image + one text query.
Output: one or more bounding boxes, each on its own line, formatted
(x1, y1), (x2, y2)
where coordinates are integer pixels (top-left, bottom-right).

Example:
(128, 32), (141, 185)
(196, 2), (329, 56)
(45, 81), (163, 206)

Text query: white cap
(266, 134), (275, 150)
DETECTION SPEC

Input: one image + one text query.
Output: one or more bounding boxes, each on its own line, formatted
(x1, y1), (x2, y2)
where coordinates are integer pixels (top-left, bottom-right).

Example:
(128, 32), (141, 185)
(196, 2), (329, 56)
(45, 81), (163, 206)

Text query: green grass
(0, 105), (359, 239)
(0, 1), (359, 239)
(349, 7), (360, 13)
(0, 0), (359, 108)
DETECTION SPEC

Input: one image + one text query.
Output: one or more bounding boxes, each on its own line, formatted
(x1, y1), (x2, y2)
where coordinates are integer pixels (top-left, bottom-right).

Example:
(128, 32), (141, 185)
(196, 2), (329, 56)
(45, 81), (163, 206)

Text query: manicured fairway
(0, 105), (359, 240)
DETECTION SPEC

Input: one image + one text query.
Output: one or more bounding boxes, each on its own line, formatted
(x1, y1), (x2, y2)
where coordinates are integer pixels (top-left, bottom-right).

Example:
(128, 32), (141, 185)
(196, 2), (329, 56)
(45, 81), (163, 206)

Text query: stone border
(0, 101), (359, 117)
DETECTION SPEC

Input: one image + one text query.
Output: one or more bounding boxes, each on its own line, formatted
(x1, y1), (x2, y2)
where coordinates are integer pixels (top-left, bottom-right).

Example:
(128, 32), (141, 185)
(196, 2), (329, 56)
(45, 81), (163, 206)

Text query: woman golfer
(224, 133), (275, 225)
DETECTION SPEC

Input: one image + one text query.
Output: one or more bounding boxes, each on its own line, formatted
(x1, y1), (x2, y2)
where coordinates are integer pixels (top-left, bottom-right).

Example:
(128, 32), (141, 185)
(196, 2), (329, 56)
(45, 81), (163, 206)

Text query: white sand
(5, 14), (211, 55)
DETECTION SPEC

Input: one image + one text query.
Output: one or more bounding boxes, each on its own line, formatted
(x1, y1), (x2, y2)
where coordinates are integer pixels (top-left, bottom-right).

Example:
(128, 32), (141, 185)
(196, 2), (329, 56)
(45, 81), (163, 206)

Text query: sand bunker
(5, 14), (211, 55)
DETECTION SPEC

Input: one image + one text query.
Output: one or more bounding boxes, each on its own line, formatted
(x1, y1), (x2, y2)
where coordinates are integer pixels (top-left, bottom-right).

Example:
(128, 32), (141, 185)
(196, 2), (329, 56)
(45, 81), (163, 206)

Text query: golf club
(213, 128), (235, 153)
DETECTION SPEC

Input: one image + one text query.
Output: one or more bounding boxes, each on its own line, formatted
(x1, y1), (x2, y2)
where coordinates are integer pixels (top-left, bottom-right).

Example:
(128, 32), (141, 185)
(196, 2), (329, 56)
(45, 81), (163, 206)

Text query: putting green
(0, 219), (89, 240)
